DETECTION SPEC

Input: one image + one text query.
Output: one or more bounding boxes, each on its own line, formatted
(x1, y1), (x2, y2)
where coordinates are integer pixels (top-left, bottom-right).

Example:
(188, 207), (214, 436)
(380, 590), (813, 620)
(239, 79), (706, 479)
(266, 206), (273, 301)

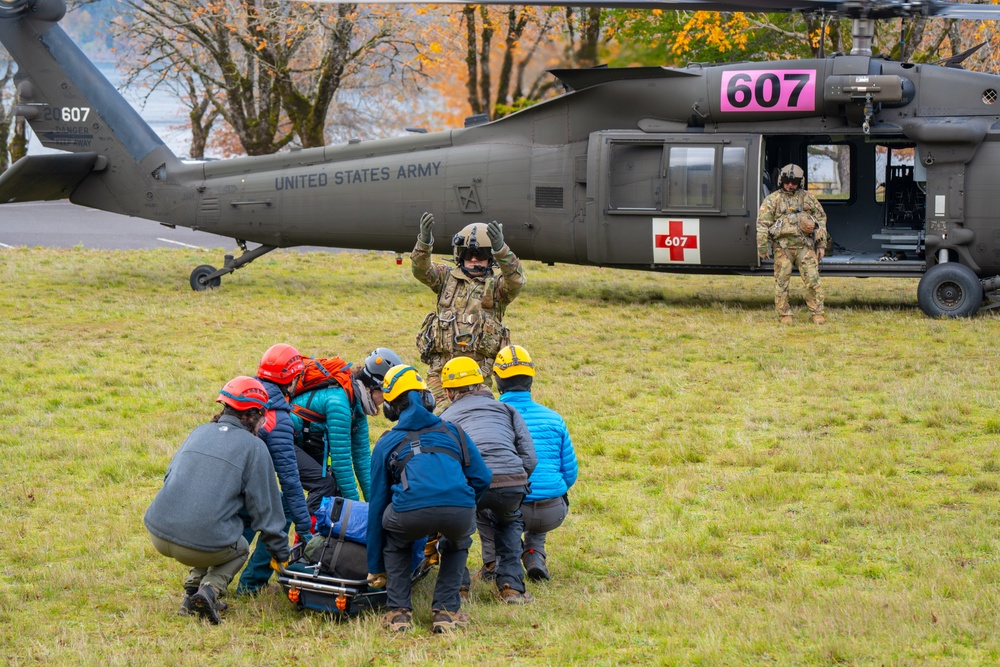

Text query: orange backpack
(291, 357), (355, 423)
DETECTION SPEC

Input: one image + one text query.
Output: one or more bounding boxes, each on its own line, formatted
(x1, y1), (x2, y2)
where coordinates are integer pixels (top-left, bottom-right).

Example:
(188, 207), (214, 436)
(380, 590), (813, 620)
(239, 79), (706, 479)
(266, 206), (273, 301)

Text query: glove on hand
(270, 557), (289, 573)
(418, 211), (434, 245)
(296, 531), (312, 547)
(486, 221), (504, 252)
(368, 572), (387, 589)
(817, 246), (826, 262)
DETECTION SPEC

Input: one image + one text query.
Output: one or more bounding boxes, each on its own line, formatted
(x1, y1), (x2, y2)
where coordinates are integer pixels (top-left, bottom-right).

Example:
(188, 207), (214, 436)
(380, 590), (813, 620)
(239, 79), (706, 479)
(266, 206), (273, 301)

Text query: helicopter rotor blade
(304, 0), (1000, 20)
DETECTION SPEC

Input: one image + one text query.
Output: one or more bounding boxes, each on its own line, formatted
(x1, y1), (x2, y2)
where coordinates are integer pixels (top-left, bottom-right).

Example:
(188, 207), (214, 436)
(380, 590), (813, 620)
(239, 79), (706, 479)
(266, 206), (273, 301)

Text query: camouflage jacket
(756, 188), (828, 250)
(411, 239), (526, 361)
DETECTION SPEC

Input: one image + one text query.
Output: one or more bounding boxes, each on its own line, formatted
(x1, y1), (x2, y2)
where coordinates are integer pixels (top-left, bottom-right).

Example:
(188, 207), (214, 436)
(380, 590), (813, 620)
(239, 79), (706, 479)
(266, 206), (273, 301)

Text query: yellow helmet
(382, 365), (427, 403)
(493, 345), (536, 379)
(441, 356), (484, 388)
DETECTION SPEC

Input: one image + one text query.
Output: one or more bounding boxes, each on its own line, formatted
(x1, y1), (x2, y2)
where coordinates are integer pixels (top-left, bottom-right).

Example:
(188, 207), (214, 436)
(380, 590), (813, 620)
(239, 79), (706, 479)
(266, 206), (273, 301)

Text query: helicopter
(3, 0), (1000, 317)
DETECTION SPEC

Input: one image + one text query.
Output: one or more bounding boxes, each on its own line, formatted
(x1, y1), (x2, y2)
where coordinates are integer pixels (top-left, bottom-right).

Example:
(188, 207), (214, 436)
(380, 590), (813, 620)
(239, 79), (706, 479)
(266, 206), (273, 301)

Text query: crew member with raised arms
(411, 212), (526, 411)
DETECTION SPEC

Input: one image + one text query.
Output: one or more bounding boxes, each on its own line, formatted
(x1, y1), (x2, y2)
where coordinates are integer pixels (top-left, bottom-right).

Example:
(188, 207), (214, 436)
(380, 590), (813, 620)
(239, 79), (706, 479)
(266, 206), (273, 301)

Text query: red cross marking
(654, 220), (699, 261)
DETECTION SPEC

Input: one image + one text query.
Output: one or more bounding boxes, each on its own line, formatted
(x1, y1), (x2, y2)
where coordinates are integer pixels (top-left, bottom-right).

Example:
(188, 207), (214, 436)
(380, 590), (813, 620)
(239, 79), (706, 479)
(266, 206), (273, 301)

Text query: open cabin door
(585, 132), (761, 269)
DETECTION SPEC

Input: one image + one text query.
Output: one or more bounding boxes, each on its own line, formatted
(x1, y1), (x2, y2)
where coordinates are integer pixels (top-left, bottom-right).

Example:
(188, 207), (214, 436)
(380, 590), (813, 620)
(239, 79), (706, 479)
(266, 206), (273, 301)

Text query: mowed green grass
(2, 247), (1000, 666)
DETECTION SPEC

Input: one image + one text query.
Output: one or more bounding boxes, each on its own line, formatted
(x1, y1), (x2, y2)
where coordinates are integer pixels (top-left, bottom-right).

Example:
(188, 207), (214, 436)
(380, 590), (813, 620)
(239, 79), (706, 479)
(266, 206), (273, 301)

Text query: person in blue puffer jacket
(493, 345), (578, 582)
(235, 344), (311, 595)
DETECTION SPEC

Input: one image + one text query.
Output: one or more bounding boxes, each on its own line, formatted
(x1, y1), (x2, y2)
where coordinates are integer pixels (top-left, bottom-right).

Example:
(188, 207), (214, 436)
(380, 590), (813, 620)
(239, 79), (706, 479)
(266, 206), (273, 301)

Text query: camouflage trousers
(426, 353), (495, 414)
(773, 244), (824, 317)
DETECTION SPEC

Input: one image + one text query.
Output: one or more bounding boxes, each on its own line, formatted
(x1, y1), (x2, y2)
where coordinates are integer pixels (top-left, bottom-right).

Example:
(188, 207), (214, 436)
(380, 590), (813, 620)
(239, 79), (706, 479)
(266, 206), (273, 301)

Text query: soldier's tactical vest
(416, 268), (511, 363)
(770, 192), (813, 244)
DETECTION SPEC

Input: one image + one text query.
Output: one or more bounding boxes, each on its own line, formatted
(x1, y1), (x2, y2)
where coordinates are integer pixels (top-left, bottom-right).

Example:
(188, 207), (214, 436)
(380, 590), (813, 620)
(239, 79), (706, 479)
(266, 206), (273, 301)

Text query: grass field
(2, 247), (1000, 666)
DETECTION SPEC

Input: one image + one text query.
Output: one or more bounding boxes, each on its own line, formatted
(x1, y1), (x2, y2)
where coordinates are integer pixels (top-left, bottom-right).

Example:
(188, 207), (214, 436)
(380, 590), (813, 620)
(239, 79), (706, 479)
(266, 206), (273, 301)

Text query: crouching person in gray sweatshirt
(144, 376), (291, 624)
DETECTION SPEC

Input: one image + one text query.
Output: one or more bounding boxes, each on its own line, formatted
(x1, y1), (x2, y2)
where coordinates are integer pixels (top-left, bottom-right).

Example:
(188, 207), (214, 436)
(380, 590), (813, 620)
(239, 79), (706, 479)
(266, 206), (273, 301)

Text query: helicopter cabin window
(667, 147), (715, 207)
(722, 146), (747, 210)
(806, 144), (851, 201)
(609, 143), (663, 210)
(607, 141), (747, 213)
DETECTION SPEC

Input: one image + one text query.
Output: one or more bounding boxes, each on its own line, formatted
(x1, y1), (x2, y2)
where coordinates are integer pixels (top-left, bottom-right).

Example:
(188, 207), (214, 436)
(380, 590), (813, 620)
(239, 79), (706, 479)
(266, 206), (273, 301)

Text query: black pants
(294, 446), (340, 516)
(382, 505), (475, 612)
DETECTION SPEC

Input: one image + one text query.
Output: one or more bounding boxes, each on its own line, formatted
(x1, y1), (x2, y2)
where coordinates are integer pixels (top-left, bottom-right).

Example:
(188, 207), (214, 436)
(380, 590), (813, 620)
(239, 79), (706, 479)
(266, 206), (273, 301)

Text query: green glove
(418, 211), (434, 245)
(487, 221), (504, 252)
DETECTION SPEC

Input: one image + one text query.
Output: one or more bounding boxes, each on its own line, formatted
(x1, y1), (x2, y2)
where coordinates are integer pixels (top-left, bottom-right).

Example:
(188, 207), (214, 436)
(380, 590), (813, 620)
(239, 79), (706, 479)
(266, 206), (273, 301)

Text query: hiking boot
(459, 585), (469, 602)
(180, 588), (228, 616)
(382, 608), (413, 632)
(813, 314), (826, 325)
(522, 550), (551, 582)
(179, 589), (196, 616)
(497, 584), (534, 605)
(474, 561), (497, 583)
(779, 314), (793, 325)
(431, 608), (471, 634)
(191, 584), (222, 625)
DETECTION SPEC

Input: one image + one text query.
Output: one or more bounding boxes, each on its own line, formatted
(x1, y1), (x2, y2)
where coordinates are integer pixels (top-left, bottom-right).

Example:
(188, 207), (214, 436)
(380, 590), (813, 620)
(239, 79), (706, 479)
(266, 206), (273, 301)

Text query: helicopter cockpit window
(667, 146), (715, 207)
(609, 143), (662, 210)
(806, 144), (851, 201)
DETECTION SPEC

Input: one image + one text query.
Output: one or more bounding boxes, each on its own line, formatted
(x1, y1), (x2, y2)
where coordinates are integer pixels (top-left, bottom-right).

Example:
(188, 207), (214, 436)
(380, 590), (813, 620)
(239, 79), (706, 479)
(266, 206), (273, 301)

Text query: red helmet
(257, 344), (305, 384)
(217, 376), (269, 411)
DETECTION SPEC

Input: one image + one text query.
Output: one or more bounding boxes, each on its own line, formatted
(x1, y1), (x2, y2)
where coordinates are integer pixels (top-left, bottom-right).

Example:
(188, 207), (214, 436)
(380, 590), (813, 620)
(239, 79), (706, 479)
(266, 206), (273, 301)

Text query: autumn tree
(115, 1), (423, 156)
(414, 4), (612, 125)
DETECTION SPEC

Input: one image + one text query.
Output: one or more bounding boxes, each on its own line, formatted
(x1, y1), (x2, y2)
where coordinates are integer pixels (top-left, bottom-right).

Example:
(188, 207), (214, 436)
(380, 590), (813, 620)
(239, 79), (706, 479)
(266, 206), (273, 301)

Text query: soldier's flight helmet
(452, 223), (493, 266)
(441, 356), (484, 388)
(217, 376), (269, 411)
(359, 347), (403, 390)
(493, 345), (536, 379)
(779, 163), (804, 188)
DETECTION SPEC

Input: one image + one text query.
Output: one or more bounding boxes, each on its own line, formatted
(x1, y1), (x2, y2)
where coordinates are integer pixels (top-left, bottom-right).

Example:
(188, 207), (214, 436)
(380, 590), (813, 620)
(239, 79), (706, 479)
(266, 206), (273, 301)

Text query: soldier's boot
(780, 314), (793, 324)
(812, 314), (826, 325)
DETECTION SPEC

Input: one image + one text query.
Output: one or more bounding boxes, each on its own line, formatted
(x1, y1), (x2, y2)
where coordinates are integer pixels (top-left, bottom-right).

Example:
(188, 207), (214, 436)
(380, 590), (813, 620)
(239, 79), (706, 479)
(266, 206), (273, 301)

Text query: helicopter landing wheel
(190, 264), (222, 291)
(917, 262), (983, 318)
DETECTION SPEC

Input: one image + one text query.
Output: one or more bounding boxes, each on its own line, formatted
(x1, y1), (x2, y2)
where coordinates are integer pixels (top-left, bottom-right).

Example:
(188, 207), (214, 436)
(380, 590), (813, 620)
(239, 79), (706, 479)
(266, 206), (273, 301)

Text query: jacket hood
(394, 390), (441, 431)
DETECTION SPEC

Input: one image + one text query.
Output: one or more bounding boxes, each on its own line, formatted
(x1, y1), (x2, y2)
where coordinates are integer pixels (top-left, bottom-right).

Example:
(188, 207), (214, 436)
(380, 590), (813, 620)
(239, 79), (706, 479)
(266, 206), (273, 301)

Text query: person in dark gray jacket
(144, 376), (290, 624)
(439, 356), (537, 604)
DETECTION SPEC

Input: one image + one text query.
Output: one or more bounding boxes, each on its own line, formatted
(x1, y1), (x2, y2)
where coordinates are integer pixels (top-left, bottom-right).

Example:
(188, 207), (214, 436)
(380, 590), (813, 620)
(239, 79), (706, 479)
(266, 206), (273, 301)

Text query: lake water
(27, 61), (197, 158)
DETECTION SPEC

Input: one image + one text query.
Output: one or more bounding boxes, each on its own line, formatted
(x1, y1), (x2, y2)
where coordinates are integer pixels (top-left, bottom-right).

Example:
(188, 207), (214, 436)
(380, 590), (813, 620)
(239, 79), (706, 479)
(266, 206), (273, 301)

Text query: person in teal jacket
(492, 345), (578, 582)
(290, 348), (402, 507)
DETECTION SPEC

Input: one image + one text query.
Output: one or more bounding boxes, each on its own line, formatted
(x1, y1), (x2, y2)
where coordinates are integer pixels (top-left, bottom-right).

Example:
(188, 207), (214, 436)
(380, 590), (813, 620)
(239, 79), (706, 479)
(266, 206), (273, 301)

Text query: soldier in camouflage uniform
(756, 163), (829, 325)
(411, 212), (526, 410)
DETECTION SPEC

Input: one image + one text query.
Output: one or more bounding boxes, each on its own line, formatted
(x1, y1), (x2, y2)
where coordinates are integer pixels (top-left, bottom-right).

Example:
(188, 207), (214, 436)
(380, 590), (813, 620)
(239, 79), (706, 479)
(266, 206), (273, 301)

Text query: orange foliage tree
(413, 4), (606, 128)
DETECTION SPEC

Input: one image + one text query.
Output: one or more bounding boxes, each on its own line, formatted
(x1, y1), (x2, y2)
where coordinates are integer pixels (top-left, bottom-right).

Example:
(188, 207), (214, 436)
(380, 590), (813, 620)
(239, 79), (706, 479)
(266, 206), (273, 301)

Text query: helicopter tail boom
(0, 1), (182, 216)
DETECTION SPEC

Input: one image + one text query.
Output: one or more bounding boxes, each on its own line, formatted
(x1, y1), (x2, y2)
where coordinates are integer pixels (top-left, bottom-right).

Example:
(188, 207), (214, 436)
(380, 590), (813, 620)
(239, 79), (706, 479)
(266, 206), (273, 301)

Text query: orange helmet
(257, 344), (304, 384)
(217, 376), (269, 411)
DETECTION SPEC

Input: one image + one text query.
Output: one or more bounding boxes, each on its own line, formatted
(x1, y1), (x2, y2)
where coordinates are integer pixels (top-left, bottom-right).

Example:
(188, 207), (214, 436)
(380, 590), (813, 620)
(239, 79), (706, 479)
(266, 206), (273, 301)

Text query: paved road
(0, 200), (332, 252)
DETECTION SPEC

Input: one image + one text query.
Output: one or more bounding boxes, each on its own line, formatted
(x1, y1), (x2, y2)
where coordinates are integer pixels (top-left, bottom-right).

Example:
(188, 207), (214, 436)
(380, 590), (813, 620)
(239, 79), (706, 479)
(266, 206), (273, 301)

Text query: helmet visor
(464, 247), (492, 261)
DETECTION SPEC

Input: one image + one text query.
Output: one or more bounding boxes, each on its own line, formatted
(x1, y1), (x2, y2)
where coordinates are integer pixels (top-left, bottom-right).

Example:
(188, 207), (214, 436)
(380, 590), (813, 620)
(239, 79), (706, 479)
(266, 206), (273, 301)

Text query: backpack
(291, 356), (355, 424)
(387, 423), (472, 491)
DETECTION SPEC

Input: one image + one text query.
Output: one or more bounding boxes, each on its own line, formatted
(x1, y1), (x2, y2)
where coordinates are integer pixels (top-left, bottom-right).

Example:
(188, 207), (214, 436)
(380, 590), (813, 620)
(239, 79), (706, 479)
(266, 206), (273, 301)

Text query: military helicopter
(4, 0), (1000, 317)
